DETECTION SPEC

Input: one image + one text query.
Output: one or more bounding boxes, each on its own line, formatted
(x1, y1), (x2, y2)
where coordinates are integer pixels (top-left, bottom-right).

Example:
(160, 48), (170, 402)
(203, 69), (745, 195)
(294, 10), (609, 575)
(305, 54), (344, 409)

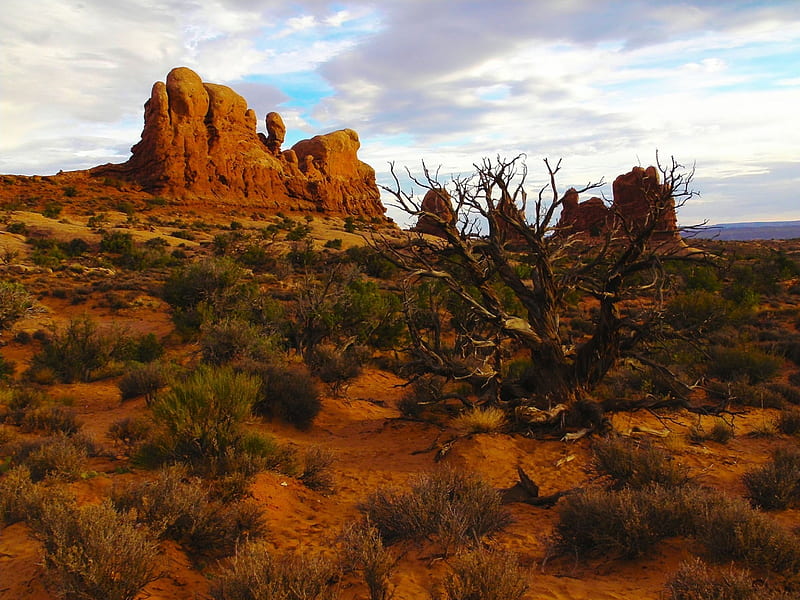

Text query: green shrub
(362, 467), (511, 554)
(248, 362), (321, 430)
(708, 345), (782, 384)
(0, 281), (35, 331)
(6, 221), (28, 235)
(592, 436), (690, 489)
(42, 201), (62, 218)
(212, 542), (339, 600)
(437, 547), (528, 600)
(309, 344), (366, 394)
(28, 317), (132, 383)
(163, 257), (246, 311)
(777, 408), (800, 434)
(107, 416), (152, 449)
(665, 558), (790, 600)
(324, 238), (343, 249)
(743, 446), (800, 510)
(201, 319), (279, 365)
(38, 500), (158, 600)
(149, 365), (260, 466)
(344, 246), (398, 279)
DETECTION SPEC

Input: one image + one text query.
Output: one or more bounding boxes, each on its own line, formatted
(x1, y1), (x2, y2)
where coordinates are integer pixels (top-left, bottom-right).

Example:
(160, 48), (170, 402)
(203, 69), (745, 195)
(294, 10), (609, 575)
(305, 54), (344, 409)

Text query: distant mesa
(92, 67), (385, 219)
(556, 166), (680, 241)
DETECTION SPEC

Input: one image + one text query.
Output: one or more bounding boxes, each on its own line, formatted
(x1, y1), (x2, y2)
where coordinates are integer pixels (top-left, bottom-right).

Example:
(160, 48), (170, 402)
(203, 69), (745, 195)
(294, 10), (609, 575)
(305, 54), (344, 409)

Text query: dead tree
(376, 154), (700, 412)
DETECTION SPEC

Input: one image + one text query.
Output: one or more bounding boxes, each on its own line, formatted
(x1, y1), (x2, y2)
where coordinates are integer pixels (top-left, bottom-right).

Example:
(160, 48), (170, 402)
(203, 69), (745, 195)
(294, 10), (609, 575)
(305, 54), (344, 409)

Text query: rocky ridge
(92, 67), (385, 219)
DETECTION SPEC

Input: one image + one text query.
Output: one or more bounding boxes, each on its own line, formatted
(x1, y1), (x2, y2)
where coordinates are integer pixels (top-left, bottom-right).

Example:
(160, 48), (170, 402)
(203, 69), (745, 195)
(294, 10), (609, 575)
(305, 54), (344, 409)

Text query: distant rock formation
(92, 67), (385, 218)
(556, 166), (679, 241)
(412, 188), (455, 236)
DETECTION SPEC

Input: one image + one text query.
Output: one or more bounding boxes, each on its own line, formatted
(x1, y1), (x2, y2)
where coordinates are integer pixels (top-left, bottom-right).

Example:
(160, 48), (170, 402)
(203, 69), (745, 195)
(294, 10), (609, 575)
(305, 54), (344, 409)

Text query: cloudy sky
(1, 1), (798, 225)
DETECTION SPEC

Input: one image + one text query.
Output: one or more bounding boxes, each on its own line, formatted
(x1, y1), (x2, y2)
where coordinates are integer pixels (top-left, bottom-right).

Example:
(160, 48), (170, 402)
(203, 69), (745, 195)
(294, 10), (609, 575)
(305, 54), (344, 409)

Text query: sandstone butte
(556, 165), (680, 241)
(90, 67), (386, 219)
(413, 165), (680, 242)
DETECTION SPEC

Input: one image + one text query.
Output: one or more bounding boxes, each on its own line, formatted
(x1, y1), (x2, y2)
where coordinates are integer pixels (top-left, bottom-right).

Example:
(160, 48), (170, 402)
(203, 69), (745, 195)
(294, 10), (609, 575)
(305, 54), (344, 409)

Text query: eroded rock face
(412, 188), (455, 237)
(556, 166), (679, 240)
(92, 67), (384, 218)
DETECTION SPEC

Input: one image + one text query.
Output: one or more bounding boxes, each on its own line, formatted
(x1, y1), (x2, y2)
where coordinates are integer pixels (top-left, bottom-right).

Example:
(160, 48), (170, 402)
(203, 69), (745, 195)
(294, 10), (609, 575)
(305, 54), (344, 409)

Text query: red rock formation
(92, 67), (384, 218)
(556, 166), (679, 241)
(411, 188), (455, 237)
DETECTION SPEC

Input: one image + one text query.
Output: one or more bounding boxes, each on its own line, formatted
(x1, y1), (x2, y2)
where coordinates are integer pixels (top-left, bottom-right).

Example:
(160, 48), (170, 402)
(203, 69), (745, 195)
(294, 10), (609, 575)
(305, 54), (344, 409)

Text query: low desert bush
(743, 446), (800, 510)
(28, 317), (133, 383)
(308, 344), (366, 395)
(200, 318), (280, 366)
(107, 415), (152, 449)
(687, 487), (800, 573)
(21, 405), (81, 435)
(9, 433), (92, 481)
(112, 465), (266, 559)
(118, 360), (170, 403)
(777, 408), (800, 435)
(0, 281), (35, 331)
(707, 345), (782, 384)
(247, 362), (321, 430)
(591, 436), (690, 489)
(38, 500), (158, 600)
(665, 558), (790, 600)
(212, 542), (339, 600)
(451, 406), (506, 434)
(436, 547), (528, 600)
(0, 466), (72, 527)
(361, 467), (511, 554)
(554, 484), (686, 558)
(300, 446), (336, 494)
(688, 418), (735, 444)
(339, 520), (395, 600)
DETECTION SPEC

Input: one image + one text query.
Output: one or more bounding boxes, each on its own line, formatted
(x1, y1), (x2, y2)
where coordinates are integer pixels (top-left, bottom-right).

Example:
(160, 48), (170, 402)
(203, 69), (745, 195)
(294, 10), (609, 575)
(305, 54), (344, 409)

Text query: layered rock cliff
(92, 67), (385, 218)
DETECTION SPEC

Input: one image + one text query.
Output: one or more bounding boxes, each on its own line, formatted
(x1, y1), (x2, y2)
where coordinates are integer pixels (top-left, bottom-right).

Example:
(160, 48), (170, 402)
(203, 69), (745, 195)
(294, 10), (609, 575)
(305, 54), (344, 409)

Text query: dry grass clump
(665, 558), (791, 600)
(112, 465), (266, 560)
(38, 500), (158, 600)
(361, 467), (511, 554)
(339, 520), (396, 600)
(212, 542), (339, 600)
(451, 406), (506, 434)
(689, 418), (735, 444)
(742, 446), (800, 510)
(591, 436), (690, 489)
(435, 547), (528, 600)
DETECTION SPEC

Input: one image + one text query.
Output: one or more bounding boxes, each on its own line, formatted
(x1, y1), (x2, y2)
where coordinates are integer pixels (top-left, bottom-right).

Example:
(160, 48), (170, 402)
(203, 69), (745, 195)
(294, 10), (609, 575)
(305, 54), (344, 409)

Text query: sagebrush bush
(107, 416), (152, 449)
(301, 446), (336, 493)
(10, 433), (92, 481)
(362, 467), (511, 554)
(451, 406), (506, 434)
(247, 362), (321, 430)
(309, 344), (366, 394)
(20, 404), (81, 435)
(436, 547), (528, 600)
(112, 465), (266, 559)
(555, 484), (686, 558)
(591, 436), (690, 489)
(201, 318), (280, 366)
(118, 361), (170, 404)
(0, 465), (72, 527)
(665, 558), (790, 600)
(339, 520), (395, 600)
(38, 500), (158, 600)
(212, 542), (339, 600)
(777, 408), (800, 434)
(0, 280), (35, 331)
(743, 446), (800, 510)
